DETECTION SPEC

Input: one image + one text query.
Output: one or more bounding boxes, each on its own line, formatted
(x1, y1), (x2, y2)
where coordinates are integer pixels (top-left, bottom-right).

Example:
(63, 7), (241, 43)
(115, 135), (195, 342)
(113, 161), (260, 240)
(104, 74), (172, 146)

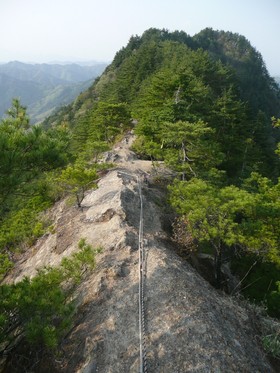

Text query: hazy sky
(0, 0), (279, 75)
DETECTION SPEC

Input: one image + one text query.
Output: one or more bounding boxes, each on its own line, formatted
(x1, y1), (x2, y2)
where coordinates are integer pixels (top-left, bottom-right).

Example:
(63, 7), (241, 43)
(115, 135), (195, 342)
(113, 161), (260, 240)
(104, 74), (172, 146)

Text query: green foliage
(88, 101), (131, 143)
(0, 100), (70, 213)
(170, 179), (244, 286)
(0, 254), (14, 281)
(0, 98), (111, 283)
(240, 173), (280, 265)
(5, 98), (30, 128)
(267, 282), (280, 318)
(193, 28), (280, 117)
(70, 111), (93, 155)
(58, 160), (98, 207)
(126, 39), (278, 180)
(169, 175), (280, 288)
(106, 37), (166, 102)
(231, 255), (280, 317)
(0, 197), (50, 251)
(39, 28), (280, 181)
(0, 193), (54, 280)
(70, 101), (130, 162)
(135, 118), (221, 177)
(61, 238), (101, 283)
(262, 333), (280, 359)
(160, 120), (221, 178)
(170, 179), (251, 243)
(272, 117), (280, 158)
(273, 117), (280, 129)
(0, 240), (100, 353)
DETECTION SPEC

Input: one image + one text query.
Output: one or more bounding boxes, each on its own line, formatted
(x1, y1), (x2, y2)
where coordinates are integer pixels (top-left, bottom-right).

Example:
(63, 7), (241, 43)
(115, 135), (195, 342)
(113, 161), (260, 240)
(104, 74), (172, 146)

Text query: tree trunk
(76, 187), (85, 209)
(181, 141), (186, 181)
(214, 248), (222, 289)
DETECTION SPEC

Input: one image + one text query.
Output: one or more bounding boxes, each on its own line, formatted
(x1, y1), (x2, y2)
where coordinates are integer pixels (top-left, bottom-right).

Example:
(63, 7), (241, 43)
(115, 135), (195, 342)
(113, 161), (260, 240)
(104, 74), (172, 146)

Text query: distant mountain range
(0, 61), (107, 123)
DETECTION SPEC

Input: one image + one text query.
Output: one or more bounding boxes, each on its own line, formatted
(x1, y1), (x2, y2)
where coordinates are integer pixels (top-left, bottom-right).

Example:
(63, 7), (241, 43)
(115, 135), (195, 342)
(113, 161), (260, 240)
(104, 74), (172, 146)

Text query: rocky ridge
(4, 134), (274, 372)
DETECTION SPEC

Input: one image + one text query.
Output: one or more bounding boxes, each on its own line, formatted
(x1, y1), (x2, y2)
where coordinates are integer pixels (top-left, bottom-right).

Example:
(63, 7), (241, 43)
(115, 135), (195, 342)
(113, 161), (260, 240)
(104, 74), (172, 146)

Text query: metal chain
(138, 176), (148, 373)
(116, 171), (148, 372)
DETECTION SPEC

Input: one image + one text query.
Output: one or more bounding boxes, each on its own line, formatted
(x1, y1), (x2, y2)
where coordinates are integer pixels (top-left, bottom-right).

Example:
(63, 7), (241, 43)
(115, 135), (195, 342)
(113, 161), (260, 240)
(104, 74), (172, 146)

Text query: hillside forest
(0, 28), (280, 359)
(0, 61), (107, 124)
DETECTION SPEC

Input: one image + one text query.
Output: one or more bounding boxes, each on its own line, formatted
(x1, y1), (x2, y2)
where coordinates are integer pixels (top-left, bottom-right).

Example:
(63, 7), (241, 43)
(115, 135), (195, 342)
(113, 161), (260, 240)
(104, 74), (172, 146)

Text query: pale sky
(0, 0), (279, 75)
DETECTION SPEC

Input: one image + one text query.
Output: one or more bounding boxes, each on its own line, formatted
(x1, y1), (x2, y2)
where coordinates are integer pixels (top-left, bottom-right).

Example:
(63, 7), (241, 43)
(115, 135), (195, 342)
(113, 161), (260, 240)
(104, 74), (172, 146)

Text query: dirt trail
(103, 132), (154, 174)
(4, 133), (274, 372)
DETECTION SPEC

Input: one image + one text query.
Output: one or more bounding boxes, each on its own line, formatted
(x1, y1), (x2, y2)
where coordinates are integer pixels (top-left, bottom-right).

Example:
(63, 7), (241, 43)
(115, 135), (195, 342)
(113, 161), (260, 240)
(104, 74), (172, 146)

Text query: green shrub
(262, 333), (280, 358)
(267, 282), (280, 318)
(0, 195), (51, 251)
(0, 240), (101, 353)
(231, 255), (280, 318)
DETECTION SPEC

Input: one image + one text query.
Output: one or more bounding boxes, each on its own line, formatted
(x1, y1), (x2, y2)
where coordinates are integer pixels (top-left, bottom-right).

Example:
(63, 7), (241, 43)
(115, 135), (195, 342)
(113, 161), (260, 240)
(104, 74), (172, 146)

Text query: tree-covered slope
(46, 28), (280, 180)
(193, 28), (280, 116)
(0, 61), (107, 123)
(41, 28), (280, 321)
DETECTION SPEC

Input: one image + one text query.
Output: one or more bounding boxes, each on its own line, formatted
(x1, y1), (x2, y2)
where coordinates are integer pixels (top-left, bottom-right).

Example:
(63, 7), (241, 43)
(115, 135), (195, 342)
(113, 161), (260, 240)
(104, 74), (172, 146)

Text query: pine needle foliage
(0, 239), (101, 353)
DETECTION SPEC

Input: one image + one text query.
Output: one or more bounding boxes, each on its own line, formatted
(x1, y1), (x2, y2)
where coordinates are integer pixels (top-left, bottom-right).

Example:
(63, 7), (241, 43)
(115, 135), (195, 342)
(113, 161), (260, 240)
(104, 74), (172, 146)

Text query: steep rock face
(5, 137), (273, 372)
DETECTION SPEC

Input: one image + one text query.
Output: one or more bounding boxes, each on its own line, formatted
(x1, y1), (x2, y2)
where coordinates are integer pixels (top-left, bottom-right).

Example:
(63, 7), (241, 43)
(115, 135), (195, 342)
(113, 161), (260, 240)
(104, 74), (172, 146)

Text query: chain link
(138, 176), (148, 373)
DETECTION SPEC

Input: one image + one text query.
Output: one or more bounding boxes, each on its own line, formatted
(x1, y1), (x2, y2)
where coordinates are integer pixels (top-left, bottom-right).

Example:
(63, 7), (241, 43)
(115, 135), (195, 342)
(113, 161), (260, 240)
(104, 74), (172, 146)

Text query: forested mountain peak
(193, 28), (280, 114)
(112, 28), (194, 68)
(194, 28), (256, 59)
(45, 27), (280, 179)
(48, 27), (280, 123)
(112, 27), (280, 115)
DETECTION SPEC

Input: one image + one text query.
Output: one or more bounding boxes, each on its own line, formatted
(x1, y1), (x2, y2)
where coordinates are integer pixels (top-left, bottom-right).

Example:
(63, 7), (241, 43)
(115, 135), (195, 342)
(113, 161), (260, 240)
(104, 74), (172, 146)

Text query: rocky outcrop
(4, 136), (273, 372)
